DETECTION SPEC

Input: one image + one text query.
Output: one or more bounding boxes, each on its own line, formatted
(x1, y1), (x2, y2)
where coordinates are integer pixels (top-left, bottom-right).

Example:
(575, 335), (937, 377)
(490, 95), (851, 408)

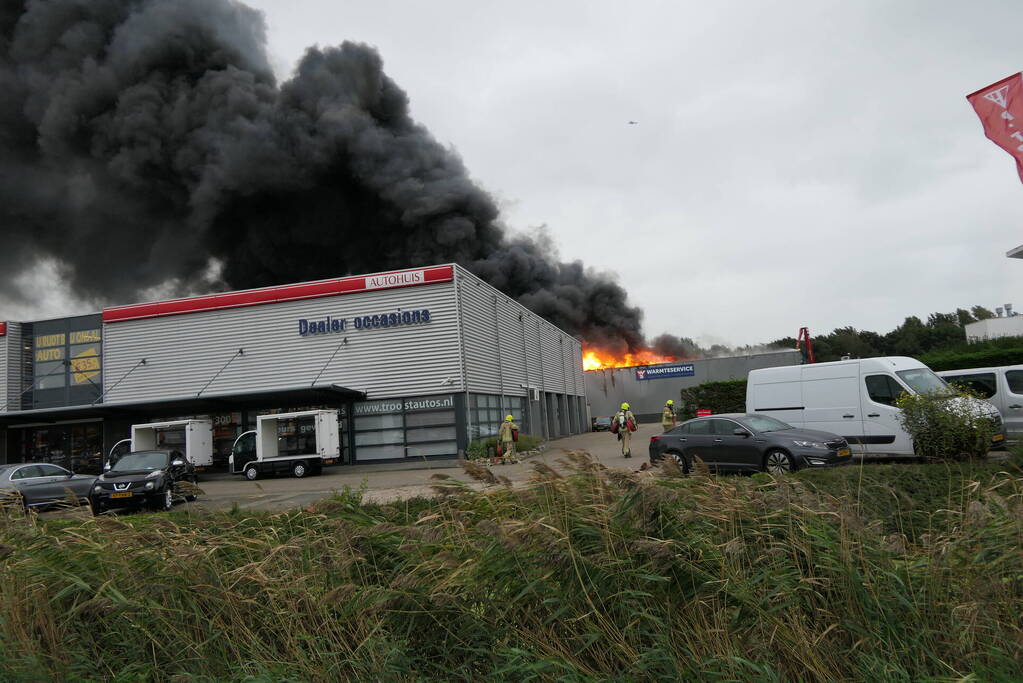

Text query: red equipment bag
(496, 445), (503, 456)
(627, 418), (637, 432)
(512, 428), (519, 442)
(609, 417), (620, 434)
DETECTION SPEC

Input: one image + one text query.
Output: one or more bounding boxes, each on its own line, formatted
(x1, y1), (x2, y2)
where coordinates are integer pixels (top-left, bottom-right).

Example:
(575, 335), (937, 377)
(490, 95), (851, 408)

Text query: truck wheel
(291, 461), (308, 478)
(244, 464), (260, 481)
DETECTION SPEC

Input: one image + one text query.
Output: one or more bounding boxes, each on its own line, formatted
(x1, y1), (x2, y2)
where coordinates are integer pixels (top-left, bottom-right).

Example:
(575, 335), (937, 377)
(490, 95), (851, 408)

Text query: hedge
(919, 343), (1023, 372)
(678, 379), (747, 419)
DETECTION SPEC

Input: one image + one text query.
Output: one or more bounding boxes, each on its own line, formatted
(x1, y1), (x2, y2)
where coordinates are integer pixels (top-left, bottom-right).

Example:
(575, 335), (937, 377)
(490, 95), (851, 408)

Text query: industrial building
(585, 349), (802, 422)
(964, 306), (1023, 342)
(0, 265), (587, 471)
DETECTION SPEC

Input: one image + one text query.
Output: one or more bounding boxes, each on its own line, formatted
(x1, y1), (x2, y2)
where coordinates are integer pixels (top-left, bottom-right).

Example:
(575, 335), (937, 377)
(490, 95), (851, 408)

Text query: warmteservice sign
(635, 364), (695, 381)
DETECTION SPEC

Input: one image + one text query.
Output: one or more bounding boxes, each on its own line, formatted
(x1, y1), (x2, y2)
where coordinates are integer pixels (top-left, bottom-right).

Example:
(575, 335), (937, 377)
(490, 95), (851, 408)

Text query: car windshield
(596, 417), (611, 424)
(740, 415), (793, 433)
(111, 451), (169, 472)
(896, 368), (949, 395)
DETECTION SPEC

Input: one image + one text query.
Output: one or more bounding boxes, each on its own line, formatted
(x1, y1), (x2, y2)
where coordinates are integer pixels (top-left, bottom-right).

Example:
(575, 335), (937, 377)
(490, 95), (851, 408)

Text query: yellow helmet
(621, 402), (630, 410)
(505, 414), (514, 421)
(666, 399), (674, 405)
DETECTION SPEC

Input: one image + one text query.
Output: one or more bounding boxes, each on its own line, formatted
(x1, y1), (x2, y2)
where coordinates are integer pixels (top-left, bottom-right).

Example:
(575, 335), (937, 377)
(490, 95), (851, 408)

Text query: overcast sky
(8, 0), (1023, 347)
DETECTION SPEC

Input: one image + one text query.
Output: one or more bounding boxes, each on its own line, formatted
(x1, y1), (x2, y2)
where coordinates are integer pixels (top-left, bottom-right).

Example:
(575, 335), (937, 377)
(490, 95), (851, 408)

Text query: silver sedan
(0, 463), (96, 509)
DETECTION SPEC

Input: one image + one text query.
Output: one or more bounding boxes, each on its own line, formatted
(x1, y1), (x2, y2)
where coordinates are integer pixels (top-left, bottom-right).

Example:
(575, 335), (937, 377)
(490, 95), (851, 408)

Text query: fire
(583, 347), (677, 371)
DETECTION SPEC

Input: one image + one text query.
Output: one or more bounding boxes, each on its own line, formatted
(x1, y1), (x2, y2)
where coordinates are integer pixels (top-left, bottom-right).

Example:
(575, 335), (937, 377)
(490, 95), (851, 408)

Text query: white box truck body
(106, 419), (215, 470)
(938, 364), (1023, 442)
(229, 409), (340, 480)
(746, 356), (1002, 456)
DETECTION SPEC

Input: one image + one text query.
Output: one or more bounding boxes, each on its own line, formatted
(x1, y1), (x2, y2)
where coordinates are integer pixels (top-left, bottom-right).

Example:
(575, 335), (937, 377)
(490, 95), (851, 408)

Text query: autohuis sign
(298, 309), (431, 336)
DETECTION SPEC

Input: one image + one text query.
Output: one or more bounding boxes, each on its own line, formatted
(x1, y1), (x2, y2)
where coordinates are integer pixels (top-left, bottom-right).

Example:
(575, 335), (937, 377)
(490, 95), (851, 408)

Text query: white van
(746, 356), (1003, 456)
(937, 365), (1023, 441)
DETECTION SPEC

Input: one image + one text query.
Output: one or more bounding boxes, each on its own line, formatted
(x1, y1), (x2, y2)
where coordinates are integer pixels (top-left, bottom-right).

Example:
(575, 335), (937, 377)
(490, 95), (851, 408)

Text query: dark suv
(90, 450), (198, 513)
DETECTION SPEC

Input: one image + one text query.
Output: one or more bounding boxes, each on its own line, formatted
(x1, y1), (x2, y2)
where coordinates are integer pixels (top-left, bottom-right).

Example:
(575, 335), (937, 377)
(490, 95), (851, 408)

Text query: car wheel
(90, 499), (104, 516)
(244, 465), (260, 481)
(764, 450), (794, 475)
(664, 451), (689, 473)
(152, 487), (173, 512)
(292, 461), (308, 478)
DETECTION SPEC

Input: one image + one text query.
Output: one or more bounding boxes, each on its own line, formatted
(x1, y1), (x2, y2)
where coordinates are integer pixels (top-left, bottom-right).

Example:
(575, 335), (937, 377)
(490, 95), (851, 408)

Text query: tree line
(652, 305), (1001, 363)
(771, 306), (998, 363)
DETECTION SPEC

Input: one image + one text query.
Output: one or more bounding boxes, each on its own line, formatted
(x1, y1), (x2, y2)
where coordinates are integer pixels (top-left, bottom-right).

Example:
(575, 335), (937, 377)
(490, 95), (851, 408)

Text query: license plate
(838, 448), (851, 457)
(992, 434), (1005, 442)
(110, 491), (134, 499)
(323, 459), (335, 465)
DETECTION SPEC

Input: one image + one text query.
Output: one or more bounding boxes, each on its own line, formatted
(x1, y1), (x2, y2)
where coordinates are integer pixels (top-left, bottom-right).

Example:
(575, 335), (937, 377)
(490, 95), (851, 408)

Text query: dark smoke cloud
(0, 0), (644, 353)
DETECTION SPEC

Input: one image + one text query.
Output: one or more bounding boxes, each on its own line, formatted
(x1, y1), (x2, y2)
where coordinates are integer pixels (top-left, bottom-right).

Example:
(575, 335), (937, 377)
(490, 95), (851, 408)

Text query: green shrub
(678, 379), (747, 419)
(895, 389), (997, 460)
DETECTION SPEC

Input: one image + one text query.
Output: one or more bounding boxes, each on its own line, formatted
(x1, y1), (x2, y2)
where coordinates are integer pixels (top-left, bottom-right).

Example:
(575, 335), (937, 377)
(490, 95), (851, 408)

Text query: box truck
(938, 364), (1023, 442)
(746, 356), (1003, 456)
(107, 419), (215, 471)
(229, 410), (340, 480)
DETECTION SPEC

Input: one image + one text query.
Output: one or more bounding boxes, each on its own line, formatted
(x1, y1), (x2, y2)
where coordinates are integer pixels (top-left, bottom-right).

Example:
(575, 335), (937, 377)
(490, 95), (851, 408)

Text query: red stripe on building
(103, 265), (455, 323)
(0, 322), (6, 337)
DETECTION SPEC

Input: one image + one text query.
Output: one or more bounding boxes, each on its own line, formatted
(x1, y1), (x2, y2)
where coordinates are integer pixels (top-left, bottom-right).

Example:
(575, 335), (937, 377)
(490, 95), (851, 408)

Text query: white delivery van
(107, 419), (215, 471)
(938, 365), (1023, 441)
(229, 410), (341, 480)
(746, 357), (1003, 456)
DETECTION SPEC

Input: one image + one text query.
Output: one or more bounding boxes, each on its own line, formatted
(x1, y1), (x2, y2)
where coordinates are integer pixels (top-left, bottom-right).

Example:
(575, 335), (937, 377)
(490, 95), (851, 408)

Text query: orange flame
(583, 347), (677, 371)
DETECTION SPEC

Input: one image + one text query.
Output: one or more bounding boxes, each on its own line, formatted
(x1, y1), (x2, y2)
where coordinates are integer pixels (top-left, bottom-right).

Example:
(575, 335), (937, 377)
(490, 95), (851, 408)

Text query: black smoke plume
(0, 0), (644, 354)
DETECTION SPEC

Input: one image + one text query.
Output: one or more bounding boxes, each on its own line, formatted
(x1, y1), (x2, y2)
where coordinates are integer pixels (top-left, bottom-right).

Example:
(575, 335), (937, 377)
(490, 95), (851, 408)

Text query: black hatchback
(90, 450), (198, 513)
(649, 413), (852, 474)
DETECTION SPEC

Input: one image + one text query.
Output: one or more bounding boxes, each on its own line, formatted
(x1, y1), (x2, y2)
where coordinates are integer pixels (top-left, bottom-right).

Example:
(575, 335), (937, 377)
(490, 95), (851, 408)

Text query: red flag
(967, 73), (1023, 183)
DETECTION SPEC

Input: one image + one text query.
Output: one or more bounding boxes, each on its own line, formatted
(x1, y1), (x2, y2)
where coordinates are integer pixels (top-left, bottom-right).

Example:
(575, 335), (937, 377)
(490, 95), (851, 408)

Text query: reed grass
(1, 453), (1021, 681)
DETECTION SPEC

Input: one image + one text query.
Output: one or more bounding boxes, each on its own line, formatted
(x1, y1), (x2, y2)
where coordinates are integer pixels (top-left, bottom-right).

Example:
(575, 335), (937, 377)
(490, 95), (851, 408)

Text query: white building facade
(0, 265), (586, 470)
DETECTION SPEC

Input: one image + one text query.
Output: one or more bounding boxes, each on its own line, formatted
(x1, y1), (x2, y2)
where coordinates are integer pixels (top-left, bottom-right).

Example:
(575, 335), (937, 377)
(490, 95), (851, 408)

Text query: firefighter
(613, 402), (638, 458)
(499, 414), (518, 459)
(661, 399), (677, 431)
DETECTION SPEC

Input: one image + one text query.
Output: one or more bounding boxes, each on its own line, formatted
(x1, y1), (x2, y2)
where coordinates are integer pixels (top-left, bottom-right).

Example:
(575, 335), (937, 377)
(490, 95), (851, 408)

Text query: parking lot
(169, 423), (661, 512)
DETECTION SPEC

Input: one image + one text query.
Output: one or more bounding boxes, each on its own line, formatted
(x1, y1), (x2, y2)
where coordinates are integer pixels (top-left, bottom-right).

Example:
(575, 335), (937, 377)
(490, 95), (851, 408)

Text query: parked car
(649, 413), (852, 474)
(938, 365), (1023, 442)
(90, 450), (198, 514)
(591, 416), (612, 432)
(0, 463), (96, 510)
(746, 356), (1003, 456)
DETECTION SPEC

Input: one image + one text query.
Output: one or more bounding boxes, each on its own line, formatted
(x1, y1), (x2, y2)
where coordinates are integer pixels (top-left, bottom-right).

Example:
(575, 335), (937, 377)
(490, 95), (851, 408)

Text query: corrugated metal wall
(103, 282), (463, 403)
(454, 266), (585, 399)
(457, 274), (503, 394)
(1, 323), (22, 409)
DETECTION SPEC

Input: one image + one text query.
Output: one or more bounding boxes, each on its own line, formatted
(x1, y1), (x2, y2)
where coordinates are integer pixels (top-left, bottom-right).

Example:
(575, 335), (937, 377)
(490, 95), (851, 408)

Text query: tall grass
(1, 453), (1021, 681)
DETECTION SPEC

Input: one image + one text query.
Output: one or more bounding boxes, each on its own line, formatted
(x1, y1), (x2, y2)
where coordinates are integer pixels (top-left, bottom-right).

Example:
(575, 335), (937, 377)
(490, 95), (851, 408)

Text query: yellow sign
(72, 344), (99, 357)
(70, 350), (101, 385)
(35, 333), (66, 348)
(35, 348), (64, 362)
(70, 330), (101, 344)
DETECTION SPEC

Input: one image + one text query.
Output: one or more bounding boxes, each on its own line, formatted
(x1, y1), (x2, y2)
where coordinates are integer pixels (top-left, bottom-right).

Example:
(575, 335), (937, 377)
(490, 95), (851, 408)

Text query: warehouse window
(353, 395), (457, 462)
(469, 394), (526, 441)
